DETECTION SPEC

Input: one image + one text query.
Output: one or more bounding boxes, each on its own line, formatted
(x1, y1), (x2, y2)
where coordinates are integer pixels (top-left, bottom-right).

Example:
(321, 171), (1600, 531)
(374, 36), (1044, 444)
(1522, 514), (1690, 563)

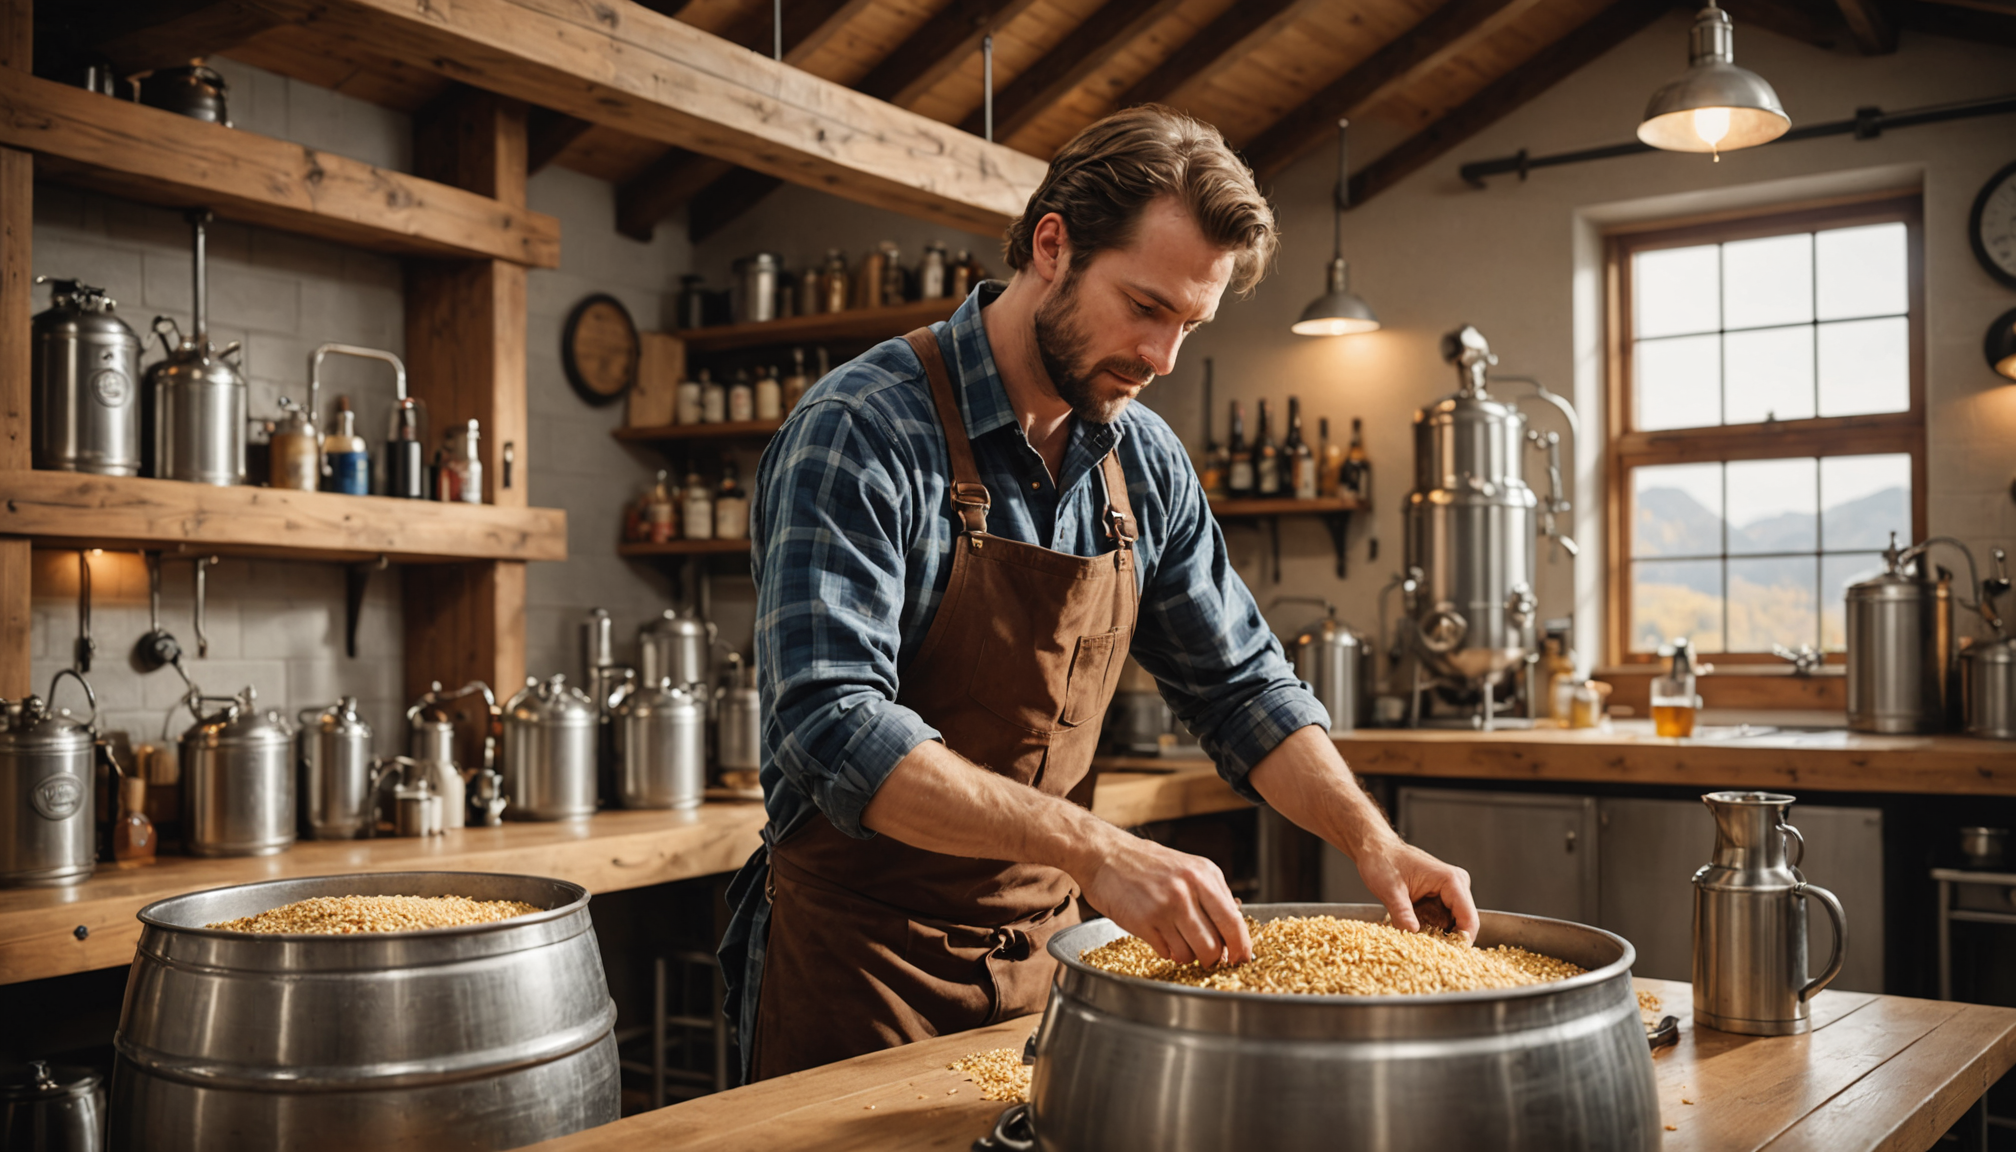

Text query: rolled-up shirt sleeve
(751, 393), (941, 839)
(1126, 449), (1331, 803)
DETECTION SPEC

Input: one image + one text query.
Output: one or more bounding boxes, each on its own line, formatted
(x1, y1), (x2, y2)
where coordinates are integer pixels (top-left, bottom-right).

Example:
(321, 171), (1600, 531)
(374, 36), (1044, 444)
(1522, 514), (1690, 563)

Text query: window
(1607, 195), (1924, 663)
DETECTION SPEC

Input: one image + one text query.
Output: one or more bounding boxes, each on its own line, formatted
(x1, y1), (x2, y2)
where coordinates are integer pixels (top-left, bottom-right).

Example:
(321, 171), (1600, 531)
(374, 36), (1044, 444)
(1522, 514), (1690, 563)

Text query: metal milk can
(407, 681), (493, 830)
(296, 697), (373, 840)
(147, 211), (246, 486)
(613, 678), (707, 810)
(641, 607), (715, 690)
(180, 688), (294, 858)
(716, 653), (761, 773)
(32, 277), (143, 476)
(0, 670), (100, 889)
(1845, 534), (1958, 733)
(1692, 791), (1846, 1035)
(1279, 599), (1371, 733)
(503, 676), (598, 821)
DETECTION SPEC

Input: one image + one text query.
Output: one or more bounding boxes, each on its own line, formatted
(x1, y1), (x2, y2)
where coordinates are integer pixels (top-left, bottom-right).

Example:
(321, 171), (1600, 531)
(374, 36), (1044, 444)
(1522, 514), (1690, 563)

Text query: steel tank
(1028, 903), (1659, 1151)
(716, 654), (760, 772)
(180, 688), (293, 857)
(613, 679), (706, 810)
(32, 277), (143, 476)
(109, 871), (619, 1152)
(1963, 637), (2016, 740)
(147, 210), (246, 486)
(503, 676), (598, 820)
(296, 698), (373, 840)
(1845, 536), (1957, 733)
(640, 607), (714, 689)
(1285, 605), (1370, 733)
(0, 671), (99, 889)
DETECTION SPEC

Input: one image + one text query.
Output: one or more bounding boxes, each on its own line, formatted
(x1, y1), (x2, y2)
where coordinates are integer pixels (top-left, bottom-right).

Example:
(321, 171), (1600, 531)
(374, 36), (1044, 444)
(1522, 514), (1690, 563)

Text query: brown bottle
(114, 775), (157, 865)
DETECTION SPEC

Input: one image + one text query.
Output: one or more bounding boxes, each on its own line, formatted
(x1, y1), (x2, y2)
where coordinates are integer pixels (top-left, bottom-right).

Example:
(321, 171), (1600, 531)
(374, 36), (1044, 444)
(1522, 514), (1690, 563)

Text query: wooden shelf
(613, 418), (784, 446)
(0, 472), (567, 563)
(0, 70), (561, 267)
(677, 298), (958, 354)
(619, 539), (753, 557)
(1210, 496), (1366, 516)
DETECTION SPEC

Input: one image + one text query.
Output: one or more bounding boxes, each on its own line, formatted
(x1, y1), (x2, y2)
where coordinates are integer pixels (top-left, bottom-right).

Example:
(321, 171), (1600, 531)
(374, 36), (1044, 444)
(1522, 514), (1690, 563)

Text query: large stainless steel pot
(503, 676), (597, 820)
(1030, 903), (1658, 1152)
(2, 1060), (105, 1152)
(32, 277), (142, 476)
(1963, 637), (2016, 740)
(1844, 534), (1983, 733)
(613, 678), (706, 810)
(640, 607), (714, 690)
(180, 688), (293, 857)
(296, 697), (373, 840)
(0, 670), (100, 889)
(109, 871), (619, 1152)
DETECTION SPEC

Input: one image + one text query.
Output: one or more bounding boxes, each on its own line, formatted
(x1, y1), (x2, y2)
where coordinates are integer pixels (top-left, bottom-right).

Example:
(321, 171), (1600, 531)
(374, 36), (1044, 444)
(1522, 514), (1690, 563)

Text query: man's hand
(1351, 837), (1480, 941)
(1073, 834), (1253, 967)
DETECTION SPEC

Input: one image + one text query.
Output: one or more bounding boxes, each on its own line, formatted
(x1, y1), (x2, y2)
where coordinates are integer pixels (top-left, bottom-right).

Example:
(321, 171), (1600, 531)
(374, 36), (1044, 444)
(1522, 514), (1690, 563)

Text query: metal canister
(138, 64), (230, 126)
(613, 679), (706, 810)
(1962, 637), (2016, 740)
(502, 676), (598, 821)
(296, 698), (373, 840)
(1845, 538), (1955, 733)
(32, 278), (143, 476)
(730, 253), (782, 325)
(640, 607), (715, 690)
(716, 655), (760, 772)
(1288, 606), (1371, 734)
(407, 681), (494, 831)
(2, 1060), (105, 1152)
(147, 212), (246, 486)
(181, 688), (294, 858)
(0, 671), (99, 889)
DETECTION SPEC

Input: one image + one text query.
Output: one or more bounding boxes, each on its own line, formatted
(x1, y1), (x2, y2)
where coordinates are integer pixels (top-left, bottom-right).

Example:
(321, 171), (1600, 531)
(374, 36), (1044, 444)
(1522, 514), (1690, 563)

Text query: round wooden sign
(562, 293), (639, 406)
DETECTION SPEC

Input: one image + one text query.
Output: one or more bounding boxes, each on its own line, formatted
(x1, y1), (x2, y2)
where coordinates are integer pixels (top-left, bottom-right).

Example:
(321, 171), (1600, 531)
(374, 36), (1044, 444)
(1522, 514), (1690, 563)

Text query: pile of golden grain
(206, 895), (542, 935)
(948, 1049), (1031, 1103)
(1079, 915), (1584, 995)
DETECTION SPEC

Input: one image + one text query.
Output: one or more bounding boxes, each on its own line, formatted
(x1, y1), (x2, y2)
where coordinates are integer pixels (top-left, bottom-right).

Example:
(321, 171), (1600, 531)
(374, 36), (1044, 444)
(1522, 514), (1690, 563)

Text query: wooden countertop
(0, 764), (1245, 987)
(521, 977), (2016, 1152)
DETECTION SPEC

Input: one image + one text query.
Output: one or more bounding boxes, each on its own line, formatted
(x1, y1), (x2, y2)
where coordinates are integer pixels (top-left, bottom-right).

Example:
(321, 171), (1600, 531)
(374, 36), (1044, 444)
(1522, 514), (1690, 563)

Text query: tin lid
(0, 1060), (101, 1102)
(188, 687), (291, 745)
(506, 674), (596, 725)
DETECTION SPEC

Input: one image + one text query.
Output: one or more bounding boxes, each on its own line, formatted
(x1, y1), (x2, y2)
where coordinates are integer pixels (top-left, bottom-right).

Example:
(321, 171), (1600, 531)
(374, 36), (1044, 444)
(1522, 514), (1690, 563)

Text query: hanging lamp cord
(1332, 118), (1350, 260)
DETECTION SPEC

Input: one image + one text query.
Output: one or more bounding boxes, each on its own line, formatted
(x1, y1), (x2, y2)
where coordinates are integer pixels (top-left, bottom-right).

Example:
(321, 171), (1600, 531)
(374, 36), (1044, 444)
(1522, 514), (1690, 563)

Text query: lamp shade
(1637, 5), (1788, 154)
(1989, 307), (2016, 381)
(1293, 257), (1380, 336)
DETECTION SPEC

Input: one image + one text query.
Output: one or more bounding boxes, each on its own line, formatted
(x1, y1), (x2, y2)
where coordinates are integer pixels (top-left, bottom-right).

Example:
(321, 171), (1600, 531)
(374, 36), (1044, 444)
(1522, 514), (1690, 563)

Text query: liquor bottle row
(672, 348), (828, 426)
(680, 243), (992, 329)
(1199, 395), (1371, 504)
(623, 464), (752, 543)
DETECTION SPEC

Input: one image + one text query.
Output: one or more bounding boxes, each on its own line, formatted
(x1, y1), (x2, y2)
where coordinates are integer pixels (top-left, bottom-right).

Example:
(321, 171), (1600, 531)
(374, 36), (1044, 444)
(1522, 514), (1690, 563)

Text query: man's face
(1031, 197), (1236, 425)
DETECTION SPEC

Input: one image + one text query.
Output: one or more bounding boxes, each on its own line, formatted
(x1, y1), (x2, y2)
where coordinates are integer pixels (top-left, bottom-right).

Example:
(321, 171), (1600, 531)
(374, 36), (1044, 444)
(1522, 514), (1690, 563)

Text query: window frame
(1603, 191), (1927, 667)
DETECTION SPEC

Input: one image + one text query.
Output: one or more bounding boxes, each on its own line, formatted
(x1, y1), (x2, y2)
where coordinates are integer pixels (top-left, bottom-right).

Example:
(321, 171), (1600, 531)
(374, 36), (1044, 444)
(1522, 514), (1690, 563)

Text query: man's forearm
(860, 740), (1117, 877)
(1246, 725), (1399, 860)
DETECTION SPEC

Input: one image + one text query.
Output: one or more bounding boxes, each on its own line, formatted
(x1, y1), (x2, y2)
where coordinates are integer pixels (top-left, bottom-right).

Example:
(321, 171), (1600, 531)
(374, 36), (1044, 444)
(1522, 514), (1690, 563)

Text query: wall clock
(1970, 159), (2016, 290)
(562, 293), (640, 406)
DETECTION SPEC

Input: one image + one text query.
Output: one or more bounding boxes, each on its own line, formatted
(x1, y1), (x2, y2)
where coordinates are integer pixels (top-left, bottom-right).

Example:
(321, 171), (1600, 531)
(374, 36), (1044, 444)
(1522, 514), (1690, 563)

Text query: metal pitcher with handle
(1692, 791), (1846, 1035)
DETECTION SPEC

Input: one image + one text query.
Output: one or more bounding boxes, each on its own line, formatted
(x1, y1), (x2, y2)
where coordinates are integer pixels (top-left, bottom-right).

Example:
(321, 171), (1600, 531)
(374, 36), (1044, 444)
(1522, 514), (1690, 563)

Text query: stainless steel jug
(147, 212), (246, 486)
(716, 654), (760, 772)
(1692, 791), (1846, 1035)
(640, 607), (715, 690)
(1281, 600), (1370, 733)
(137, 64), (230, 126)
(503, 676), (598, 820)
(181, 688), (294, 858)
(0, 670), (99, 889)
(1845, 535), (1958, 732)
(613, 678), (706, 810)
(2, 1059), (105, 1152)
(32, 277), (142, 476)
(407, 681), (492, 830)
(296, 698), (373, 840)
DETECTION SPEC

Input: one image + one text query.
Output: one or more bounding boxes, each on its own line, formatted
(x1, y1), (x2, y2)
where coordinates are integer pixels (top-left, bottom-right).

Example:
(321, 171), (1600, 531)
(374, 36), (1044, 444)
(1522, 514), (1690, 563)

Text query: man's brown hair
(1003, 105), (1277, 296)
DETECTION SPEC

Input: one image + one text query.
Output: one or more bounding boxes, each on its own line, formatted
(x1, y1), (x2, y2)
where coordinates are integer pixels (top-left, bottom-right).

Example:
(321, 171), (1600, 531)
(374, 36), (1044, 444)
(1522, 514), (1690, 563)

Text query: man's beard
(1032, 271), (1154, 426)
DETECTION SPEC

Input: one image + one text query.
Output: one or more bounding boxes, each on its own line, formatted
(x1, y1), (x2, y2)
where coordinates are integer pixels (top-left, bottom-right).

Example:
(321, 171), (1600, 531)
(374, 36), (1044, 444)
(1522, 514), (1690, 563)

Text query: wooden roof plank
(955, 0), (1190, 141)
(688, 166), (787, 242)
(242, 0), (1047, 237)
(1833, 0), (1900, 52)
(51, 0), (286, 75)
(1115, 0), (1312, 108)
(527, 107), (598, 175)
(1345, 0), (1675, 206)
(854, 0), (1049, 108)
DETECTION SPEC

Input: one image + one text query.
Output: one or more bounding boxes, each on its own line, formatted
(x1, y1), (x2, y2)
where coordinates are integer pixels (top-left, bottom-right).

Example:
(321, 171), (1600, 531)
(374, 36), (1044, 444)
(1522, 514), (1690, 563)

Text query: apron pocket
(1060, 629), (1121, 727)
(970, 599), (1075, 733)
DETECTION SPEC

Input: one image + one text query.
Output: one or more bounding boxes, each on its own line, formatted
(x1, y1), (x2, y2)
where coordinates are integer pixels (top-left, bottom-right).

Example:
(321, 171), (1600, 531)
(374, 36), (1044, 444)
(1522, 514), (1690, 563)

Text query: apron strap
(904, 328), (990, 536)
(1099, 450), (1137, 546)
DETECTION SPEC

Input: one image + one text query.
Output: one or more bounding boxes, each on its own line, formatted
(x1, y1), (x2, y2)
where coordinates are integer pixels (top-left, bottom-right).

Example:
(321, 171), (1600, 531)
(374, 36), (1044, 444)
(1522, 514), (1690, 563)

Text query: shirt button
(1030, 481), (1040, 490)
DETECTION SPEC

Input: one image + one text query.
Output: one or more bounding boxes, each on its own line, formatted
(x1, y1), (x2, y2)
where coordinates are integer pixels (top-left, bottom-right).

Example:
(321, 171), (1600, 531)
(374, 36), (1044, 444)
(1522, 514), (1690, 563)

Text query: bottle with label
(1285, 396), (1316, 499)
(880, 241), (907, 305)
(822, 250), (850, 313)
(782, 347), (810, 413)
(1344, 416), (1371, 504)
(113, 774), (156, 865)
(1318, 416), (1344, 498)
(1255, 399), (1281, 496)
(647, 469), (676, 543)
(755, 366), (782, 421)
(270, 396), (320, 492)
(858, 247), (886, 310)
(700, 369), (726, 424)
(322, 396), (371, 496)
(439, 419), (483, 504)
(682, 470), (714, 540)
(728, 369), (755, 423)
(950, 250), (974, 300)
(1651, 637), (1701, 737)
(920, 243), (948, 299)
(715, 462), (750, 541)
(1226, 401), (1253, 498)
(676, 371), (704, 425)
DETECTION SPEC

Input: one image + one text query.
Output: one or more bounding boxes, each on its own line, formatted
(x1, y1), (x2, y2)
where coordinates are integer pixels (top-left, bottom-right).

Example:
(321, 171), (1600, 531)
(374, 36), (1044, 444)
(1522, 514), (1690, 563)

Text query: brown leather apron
(749, 328), (1140, 1080)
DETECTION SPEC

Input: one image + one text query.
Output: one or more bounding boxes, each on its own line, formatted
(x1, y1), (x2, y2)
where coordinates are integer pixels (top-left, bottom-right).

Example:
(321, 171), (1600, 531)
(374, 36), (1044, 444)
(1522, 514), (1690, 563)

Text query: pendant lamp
(1292, 119), (1380, 337)
(1637, 2), (1789, 160)
(1988, 307), (2016, 381)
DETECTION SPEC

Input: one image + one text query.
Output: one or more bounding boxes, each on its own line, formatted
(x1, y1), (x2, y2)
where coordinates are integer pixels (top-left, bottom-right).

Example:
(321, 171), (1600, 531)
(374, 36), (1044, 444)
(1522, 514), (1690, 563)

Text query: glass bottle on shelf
(920, 243), (948, 299)
(682, 470), (714, 540)
(647, 469), (676, 543)
(700, 369), (726, 424)
(950, 250), (973, 299)
(782, 347), (810, 413)
(1255, 399), (1280, 497)
(880, 241), (906, 305)
(715, 462), (750, 541)
(676, 369), (704, 425)
(113, 774), (156, 865)
(822, 250), (850, 313)
(1652, 637), (1701, 738)
(439, 418), (483, 504)
(754, 366), (782, 422)
(1343, 416), (1370, 504)
(322, 396), (370, 496)
(1226, 401), (1253, 499)
(1318, 416), (1344, 498)
(728, 369), (755, 423)
(1285, 396), (1316, 499)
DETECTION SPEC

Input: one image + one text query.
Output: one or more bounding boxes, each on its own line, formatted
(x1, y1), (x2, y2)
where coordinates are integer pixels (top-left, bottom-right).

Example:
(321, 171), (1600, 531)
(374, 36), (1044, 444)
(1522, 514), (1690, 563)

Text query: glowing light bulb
(1693, 106), (1731, 160)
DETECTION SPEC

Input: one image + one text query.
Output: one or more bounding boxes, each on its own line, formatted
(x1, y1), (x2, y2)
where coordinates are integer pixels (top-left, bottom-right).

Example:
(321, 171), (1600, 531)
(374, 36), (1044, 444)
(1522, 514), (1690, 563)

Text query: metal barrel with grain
(109, 871), (619, 1151)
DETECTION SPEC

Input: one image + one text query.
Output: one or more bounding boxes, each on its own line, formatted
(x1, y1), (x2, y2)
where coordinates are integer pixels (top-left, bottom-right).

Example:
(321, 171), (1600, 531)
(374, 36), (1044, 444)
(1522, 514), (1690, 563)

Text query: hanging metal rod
(1458, 92), (2016, 189)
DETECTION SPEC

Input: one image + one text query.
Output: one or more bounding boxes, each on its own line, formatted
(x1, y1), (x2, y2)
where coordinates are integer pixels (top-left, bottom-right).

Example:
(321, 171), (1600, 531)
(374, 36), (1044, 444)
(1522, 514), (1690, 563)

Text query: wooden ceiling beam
(1895, 0), (2016, 47)
(40, 0), (285, 74)
(1832, 0), (1899, 52)
(526, 106), (595, 175)
(956, 0), (1188, 142)
(242, 0), (1047, 238)
(1344, 0), (1675, 207)
(714, 0), (872, 58)
(854, 0), (1045, 108)
(1116, 0), (1314, 108)
(1713, 0), (1855, 53)
(687, 165), (791, 244)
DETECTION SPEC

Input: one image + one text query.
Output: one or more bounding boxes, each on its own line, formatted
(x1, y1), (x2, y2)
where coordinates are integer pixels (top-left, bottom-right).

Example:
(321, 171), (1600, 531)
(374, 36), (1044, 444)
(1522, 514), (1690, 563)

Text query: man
(720, 104), (1477, 1083)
